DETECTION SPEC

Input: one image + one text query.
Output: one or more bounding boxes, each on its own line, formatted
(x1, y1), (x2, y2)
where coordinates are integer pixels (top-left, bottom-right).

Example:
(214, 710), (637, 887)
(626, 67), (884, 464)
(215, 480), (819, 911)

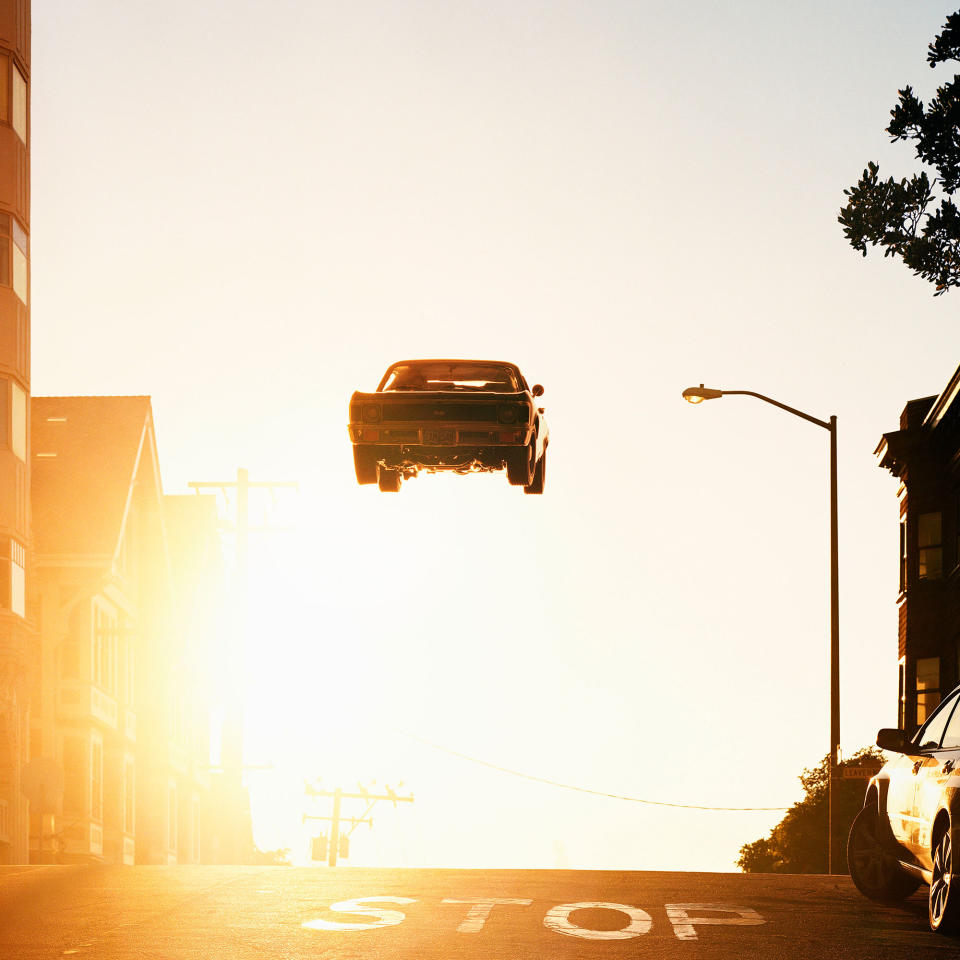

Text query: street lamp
(682, 383), (840, 875)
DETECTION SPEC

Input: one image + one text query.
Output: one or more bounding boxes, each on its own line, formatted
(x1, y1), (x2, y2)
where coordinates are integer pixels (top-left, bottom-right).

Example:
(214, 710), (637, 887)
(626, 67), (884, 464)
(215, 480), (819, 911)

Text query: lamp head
(682, 384), (723, 404)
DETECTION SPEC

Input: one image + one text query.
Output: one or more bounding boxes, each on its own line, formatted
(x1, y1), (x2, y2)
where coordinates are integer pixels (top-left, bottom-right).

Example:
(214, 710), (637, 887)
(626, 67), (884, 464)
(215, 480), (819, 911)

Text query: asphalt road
(0, 866), (957, 959)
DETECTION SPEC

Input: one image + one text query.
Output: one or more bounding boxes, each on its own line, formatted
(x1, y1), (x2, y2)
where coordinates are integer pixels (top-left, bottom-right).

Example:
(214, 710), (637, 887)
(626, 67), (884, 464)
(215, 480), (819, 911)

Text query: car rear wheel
(847, 807), (919, 902)
(353, 447), (378, 485)
(524, 448), (546, 495)
(930, 825), (960, 933)
(377, 466), (401, 493)
(507, 444), (534, 485)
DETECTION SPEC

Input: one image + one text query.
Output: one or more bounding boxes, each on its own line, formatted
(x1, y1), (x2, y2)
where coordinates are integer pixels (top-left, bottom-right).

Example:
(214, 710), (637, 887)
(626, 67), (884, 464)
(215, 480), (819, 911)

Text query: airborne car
(348, 359), (548, 493)
(848, 685), (960, 933)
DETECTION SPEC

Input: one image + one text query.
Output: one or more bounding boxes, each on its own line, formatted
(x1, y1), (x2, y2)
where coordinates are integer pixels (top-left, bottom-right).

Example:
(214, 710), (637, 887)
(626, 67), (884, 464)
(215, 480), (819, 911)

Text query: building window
(12, 216), (27, 304)
(10, 380), (25, 461)
(0, 538), (24, 617)
(91, 738), (103, 821)
(126, 637), (135, 707)
(193, 799), (200, 862)
(92, 607), (118, 695)
(899, 657), (906, 729)
(9, 539), (23, 617)
(62, 737), (85, 814)
(956, 490), (960, 572)
(900, 519), (908, 592)
(12, 63), (26, 143)
(168, 784), (178, 852)
(124, 759), (135, 834)
(0, 215), (29, 306)
(0, 55), (9, 125)
(917, 656), (941, 726)
(919, 512), (943, 580)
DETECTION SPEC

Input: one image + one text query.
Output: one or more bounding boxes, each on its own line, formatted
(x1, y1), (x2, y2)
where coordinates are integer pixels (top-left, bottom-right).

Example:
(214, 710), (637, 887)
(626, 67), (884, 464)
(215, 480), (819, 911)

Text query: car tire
(930, 823), (960, 933)
(847, 806), (919, 903)
(354, 447), (378, 485)
(377, 466), (401, 493)
(507, 444), (534, 486)
(524, 447), (546, 495)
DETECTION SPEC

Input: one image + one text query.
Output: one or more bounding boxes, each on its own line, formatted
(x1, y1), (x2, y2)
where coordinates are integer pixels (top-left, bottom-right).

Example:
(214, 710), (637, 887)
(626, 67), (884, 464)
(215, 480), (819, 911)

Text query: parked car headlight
(498, 404), (520, 423)
(362, 404), (382, 423)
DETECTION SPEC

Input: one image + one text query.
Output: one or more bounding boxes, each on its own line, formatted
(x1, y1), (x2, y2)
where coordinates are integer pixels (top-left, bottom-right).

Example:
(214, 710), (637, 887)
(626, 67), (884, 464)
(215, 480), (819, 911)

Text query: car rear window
(381, 362), (520, 393)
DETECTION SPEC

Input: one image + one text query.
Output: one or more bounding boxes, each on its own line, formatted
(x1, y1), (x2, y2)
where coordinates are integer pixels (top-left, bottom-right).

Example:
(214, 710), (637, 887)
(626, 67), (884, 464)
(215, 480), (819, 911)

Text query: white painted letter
(442, 898), (533, 933)
(544, 902), (652, 940)
(302, 897), (417, 931)
(664, 903), (765, 941)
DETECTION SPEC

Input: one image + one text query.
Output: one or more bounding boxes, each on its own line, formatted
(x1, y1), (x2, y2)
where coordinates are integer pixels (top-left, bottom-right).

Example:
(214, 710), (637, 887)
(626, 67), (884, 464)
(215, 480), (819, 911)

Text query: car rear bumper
(351, 442), (528, 471)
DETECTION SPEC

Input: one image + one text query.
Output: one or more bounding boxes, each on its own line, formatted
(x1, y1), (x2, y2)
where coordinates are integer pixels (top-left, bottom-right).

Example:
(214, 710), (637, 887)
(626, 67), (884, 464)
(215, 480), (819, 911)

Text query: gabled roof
(31, 396), (163, 558)
(924, 363), (960, 431)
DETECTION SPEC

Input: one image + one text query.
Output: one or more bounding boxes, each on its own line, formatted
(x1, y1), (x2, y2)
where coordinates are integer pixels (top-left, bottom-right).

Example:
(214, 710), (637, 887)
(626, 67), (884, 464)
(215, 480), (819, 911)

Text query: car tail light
(498, 403), (524, 423)
(362, 403), (382, 423)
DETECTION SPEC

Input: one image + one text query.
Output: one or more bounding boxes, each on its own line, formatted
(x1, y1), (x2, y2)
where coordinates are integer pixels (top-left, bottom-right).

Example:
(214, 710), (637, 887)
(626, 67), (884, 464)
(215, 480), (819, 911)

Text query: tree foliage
(247, 845), (292, 866)
(736, 747), (883, 874)
(839, 11), (960, 294)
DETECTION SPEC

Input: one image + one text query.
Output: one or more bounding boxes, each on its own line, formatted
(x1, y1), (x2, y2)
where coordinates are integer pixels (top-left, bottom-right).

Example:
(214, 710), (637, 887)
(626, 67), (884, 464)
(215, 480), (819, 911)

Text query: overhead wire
(397, 731), (790, 812)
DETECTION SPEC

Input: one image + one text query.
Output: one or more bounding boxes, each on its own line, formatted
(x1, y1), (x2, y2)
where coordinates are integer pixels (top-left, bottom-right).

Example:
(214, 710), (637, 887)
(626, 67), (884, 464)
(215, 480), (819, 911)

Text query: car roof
(384, 358), (523, 371)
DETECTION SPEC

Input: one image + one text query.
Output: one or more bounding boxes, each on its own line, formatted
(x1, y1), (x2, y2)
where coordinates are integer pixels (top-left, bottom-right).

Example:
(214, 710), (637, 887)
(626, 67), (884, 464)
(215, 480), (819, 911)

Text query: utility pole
(188, 468), (298, 863)
(304, 784), (415, 867)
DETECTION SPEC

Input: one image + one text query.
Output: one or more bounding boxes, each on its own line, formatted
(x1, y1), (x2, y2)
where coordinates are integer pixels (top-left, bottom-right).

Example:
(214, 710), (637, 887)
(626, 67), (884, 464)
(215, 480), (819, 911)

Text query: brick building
(877, 363), (960, 733)
(0, 0), (30, 865)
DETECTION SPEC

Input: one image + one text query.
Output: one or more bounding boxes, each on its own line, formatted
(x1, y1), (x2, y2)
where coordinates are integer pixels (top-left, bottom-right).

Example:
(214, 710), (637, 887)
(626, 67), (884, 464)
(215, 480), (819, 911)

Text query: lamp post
(682, 384), (840, 875)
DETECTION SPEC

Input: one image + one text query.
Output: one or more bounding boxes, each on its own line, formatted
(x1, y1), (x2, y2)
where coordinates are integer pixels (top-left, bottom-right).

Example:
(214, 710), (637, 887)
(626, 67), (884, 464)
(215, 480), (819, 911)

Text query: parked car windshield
(380, 362), (520, 393)
(914, 690), (960, 750)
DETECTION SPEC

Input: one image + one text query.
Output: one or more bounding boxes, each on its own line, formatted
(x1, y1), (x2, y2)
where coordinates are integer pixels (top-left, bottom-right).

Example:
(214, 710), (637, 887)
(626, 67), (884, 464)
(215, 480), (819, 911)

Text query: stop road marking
(302, 896), (766, 941)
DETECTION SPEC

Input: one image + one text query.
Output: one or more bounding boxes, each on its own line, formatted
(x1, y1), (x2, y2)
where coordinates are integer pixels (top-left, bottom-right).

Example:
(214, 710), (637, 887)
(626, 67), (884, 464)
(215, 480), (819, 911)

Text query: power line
(397, 731), (789, 812)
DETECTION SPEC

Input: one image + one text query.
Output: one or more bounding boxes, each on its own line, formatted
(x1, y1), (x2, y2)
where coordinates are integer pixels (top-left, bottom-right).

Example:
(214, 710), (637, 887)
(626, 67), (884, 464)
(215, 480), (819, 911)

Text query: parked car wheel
(848, 807), (919, 902)
(507, 444), (534, 485)
(354, 447), (378, 485)
(377, 466), (402, 493)
(930, 825), (960, 933)
(524, 447), (546, 495)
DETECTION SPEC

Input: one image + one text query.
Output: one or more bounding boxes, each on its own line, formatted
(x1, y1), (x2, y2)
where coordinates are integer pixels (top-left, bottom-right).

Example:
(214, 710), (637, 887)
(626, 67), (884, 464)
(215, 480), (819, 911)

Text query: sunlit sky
(28, 1), (960, 869)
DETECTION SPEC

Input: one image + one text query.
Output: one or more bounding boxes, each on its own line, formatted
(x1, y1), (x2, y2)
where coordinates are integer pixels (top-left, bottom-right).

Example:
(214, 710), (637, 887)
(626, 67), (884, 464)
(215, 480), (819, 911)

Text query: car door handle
(913, 760), (923, 774)
(942, 760), (955, 774)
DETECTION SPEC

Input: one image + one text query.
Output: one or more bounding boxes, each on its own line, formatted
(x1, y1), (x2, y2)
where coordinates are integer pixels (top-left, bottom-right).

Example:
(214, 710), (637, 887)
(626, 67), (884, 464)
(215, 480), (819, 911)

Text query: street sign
(841, 765), (882, 780)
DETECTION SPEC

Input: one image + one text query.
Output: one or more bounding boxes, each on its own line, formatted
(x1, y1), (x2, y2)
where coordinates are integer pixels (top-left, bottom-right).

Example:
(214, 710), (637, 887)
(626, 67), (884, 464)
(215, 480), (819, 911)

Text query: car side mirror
(876, 727), (912, 753)
(532, 384), (544, 397)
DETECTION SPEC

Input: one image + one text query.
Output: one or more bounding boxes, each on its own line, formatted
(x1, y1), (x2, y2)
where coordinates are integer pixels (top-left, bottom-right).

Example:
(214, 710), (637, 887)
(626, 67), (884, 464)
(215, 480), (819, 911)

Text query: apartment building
(0, 0), (30, 865)
(877, 364), (960, 733)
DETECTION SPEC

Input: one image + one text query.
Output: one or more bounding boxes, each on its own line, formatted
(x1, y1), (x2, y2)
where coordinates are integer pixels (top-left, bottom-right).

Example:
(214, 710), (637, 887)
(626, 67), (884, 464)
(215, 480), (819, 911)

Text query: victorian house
(30, 396), (218, 863)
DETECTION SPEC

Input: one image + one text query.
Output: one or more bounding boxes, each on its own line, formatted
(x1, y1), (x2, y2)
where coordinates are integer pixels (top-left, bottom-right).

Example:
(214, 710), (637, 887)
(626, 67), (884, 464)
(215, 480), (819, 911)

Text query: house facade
(877, 364), (960, 733)
(31, 396), (217, 863)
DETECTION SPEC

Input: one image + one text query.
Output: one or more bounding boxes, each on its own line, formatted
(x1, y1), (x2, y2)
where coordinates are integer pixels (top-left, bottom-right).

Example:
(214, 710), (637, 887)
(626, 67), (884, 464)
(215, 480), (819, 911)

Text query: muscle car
(348, 359), (548, 493)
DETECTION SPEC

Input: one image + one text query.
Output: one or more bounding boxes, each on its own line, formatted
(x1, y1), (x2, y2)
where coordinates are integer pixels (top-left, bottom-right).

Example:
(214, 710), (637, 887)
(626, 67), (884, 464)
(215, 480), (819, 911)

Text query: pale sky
(27, 1), (960, 869)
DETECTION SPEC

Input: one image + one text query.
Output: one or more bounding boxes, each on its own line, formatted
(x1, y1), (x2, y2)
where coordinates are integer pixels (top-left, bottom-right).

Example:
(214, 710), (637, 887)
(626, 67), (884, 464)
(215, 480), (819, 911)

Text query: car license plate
(424, 429), (456, 444)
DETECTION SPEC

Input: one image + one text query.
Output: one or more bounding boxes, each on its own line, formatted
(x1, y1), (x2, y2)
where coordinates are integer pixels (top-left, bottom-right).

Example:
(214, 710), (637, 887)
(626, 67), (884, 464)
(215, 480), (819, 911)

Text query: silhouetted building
(877, 363), (960, 733)
(31, 396), (218, 863)
(0, 0), (30, 865)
